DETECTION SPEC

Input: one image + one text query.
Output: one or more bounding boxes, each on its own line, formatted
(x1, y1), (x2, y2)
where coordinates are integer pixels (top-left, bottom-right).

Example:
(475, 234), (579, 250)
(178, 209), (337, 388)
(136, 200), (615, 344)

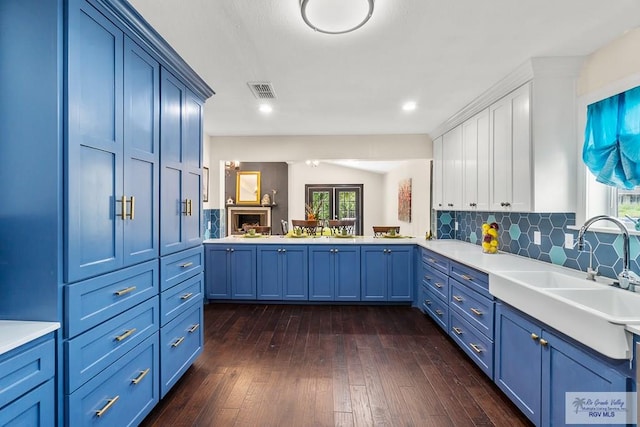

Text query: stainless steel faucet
(577, 215), (640, 290)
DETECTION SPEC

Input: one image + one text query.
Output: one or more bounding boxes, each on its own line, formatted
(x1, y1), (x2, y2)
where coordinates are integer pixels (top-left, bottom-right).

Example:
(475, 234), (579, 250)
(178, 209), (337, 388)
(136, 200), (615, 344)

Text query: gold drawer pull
(181, 262), (193, 268)
(424, 275), (431, 281)
(424, 299), (431, 306)
(531, 333), (539, 341)
(131, 368), (150, 385)
(435, 282), (443, 288)
(470, 343), (483, 354)
(435, 309), (444, 316)
(452, 295), (463, 302)
(539, 338), (548, 347)
(470, 308), (483, 316)
(180, 292), (193, 300)
(95, 395), (119, 417)
(115, 328), (136, 342)
(452, 327), (463, 335)
(114, 286), (137, 296)
(427, 258), (435, 263)
(188, 323), (200, 333)
(461, 274), (473, 281)
(172, 337), (185, 347)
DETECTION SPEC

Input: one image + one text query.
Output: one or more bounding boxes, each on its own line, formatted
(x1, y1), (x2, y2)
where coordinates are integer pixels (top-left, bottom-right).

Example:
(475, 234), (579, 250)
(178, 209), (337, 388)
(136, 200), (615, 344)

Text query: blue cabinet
(257, 245), (308, 300)
(496, 302), (632, 426)
(205, 245), (256, 300)
(361, 246), (413, 301)
(309, 246), (360, 301)
(160, 71), (203, 256)
(66, 1), (159, 282)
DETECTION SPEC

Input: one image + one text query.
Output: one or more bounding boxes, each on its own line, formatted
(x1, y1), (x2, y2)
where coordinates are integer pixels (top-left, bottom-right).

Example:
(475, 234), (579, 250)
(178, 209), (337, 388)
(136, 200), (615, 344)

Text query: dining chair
(372, 226), (400, 237)
(291, 219), (320, 235)
(328, 219), (356, 235)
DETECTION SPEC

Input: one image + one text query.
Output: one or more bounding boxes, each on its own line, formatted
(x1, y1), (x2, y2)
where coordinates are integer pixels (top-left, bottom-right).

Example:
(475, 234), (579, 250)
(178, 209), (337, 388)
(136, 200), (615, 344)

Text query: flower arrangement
(305, 193), (326, 220)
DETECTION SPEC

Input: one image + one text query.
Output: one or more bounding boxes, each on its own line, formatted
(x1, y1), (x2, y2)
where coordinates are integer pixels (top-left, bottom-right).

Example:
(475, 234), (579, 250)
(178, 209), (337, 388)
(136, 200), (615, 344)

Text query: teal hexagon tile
(470, 231), (478, 244)
(486, 214), (496, 224)
(440, 212), (453, 225)
(612, 235), (625, 259)
(612, 234), (640, 260)
(508, 224), (521, 240)
(549, 246), (567, 265)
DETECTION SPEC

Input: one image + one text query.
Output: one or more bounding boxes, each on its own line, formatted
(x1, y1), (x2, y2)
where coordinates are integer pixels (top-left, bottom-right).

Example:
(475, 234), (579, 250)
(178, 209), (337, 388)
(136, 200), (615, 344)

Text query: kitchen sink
(495, 270), (601, 289)
(546, 287), (640, 324)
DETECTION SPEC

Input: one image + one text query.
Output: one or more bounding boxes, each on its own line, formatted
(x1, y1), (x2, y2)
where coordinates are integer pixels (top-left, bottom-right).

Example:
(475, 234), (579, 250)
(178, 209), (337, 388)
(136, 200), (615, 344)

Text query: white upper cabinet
(432, 136), (444, 210)
(442, 126), (463, 210)
(462, 108), (490, 210)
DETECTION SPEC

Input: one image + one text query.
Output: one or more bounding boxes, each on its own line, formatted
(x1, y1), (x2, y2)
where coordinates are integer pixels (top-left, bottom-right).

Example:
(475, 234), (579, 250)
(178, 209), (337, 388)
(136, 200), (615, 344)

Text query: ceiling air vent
(247, 82), (276, 99)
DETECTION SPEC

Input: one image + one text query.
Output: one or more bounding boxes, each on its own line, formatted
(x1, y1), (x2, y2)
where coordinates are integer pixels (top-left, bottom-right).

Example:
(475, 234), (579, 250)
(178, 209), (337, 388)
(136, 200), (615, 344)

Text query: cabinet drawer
(0, 378), (54, 427)
(421, 248), (449, 273)
(160, 272), (203, 326)
(160, 246), (204, 292)
(421, 288), (448, 331)
(65, 259), (159, 338)
(449, 261), (490, 298)
(160, 304), (203, 397)
(66, 297), (159, 393)
(449, 311), (494, 378)
(421, 264), (448, 302)
(0, 336), (54, 409)
(450, 281), (494, 339)
(67, 334), (159, 427)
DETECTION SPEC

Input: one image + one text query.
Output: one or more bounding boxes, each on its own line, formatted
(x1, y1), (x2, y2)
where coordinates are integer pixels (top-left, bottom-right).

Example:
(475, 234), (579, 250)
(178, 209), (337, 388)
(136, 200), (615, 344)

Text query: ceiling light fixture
(402, 101), (417, 112)
(305, 160), (320, 167)
(259, 104), (273, 114)
(300, 0), (374, 35)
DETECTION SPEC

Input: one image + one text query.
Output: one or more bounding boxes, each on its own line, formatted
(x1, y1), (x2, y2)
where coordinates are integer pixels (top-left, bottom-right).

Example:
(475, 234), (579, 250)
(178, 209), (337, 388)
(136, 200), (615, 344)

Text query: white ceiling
(129, 0), (640, 137)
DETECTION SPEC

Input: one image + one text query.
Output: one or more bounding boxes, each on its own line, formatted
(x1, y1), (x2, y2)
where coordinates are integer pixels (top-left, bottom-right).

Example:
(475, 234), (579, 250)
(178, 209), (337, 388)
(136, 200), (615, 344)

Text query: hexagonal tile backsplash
(436, 210), (640, 280)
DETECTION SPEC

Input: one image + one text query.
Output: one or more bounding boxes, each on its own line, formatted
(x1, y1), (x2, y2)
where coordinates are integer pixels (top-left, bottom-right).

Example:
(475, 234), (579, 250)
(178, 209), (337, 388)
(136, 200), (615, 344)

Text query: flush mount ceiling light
(402, 101), (417, 112)
(300, 0), (374, 35)
(259, 104), (273, 114)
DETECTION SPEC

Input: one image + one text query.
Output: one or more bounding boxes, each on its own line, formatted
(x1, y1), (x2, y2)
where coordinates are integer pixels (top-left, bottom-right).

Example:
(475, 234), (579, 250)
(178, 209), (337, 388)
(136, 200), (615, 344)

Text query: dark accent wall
(225, 162), (289, 234)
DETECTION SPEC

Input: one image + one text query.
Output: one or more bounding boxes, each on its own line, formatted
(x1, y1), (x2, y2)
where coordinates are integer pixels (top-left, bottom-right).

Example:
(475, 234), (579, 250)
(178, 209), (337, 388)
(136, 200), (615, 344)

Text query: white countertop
(205, 235), (421, 245)
(0, 321), (60, 356)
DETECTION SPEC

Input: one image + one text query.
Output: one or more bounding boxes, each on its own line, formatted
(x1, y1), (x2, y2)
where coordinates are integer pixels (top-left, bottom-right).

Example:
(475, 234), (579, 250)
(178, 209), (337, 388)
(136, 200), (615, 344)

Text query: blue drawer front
(0, 336), (55, 409)
(449, 261), (490, 298)
(160, 246), (204, 292)
(449, 311), (494, 378)
(67, 334), (159, 427)
(160, 272), (203, 326)
(421, 288), (448, 331)
(0, 378), (54, 427)
(421, 248), (449, 273)
(65, 259), (159, 338)
(449, 281), (494, 339)
(422, 264), (448, 302)
(160, 304), (203, 397)
(66, 297), (159, 393)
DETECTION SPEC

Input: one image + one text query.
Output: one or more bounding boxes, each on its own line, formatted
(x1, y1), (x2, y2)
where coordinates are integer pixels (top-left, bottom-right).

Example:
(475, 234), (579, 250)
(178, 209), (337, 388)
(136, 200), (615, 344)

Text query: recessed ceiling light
(402, 101), (417, 112)
(259, 104), (273, 114)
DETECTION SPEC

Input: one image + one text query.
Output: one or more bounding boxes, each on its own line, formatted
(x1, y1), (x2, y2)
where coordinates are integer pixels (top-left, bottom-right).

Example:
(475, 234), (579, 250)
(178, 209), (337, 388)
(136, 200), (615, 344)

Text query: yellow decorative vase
(481, 222), (499, 254)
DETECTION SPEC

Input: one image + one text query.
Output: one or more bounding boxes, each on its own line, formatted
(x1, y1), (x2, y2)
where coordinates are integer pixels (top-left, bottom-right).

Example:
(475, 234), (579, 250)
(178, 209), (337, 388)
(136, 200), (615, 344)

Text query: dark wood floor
(141, 304), (532, 427)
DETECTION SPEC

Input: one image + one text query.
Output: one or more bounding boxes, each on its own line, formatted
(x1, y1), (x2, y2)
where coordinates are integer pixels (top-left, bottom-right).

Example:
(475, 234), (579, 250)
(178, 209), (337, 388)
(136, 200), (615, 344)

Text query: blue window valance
(583, 85), (640, 189)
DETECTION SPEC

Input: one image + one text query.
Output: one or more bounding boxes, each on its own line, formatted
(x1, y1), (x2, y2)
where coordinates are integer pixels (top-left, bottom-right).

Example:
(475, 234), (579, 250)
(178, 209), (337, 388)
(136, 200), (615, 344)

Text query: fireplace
(227, 206), (272, 235)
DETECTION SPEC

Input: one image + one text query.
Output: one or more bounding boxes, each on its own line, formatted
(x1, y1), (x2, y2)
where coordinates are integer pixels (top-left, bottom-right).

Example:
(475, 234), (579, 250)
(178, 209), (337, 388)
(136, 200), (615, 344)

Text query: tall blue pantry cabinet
(0, 0), (214, 425)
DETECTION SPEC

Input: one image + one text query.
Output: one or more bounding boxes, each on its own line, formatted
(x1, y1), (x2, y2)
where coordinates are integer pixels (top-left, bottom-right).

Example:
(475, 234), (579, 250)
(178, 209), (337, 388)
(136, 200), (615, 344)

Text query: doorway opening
(305, 184), (363, 235)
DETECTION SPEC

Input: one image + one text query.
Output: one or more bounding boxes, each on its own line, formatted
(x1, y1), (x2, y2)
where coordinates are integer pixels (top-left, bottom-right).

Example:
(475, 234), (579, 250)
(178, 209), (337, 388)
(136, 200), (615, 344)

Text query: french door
(305, 184), (363, 235)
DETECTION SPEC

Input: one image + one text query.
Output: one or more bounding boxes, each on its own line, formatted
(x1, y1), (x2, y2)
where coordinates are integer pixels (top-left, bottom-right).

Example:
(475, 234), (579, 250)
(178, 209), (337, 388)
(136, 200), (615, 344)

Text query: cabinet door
(282, 246), (308, 300)
(0, 379), (54, 427)
(160, 70), (186, 255)
(442, 126), (463, 210)
(361, 247), (387, 301)
(230, 246), (256, 299)
(334, 246), (360, 301)
(309, 247), (334, 301)
(257, 246), (282, 300)
(123, 37), (159, 266)
(432, 136), (444, 210)
(67, 1), (124, 282)
(495, 303), (542, 425)
(541, 330), (630, 427)
(489, 93), (512, 211)
(204, 246), (230, 299)
(183, 91), (203, 247)
(388, 246), (412, 301)
(510, 84), (532, 212)
(462, 109), (490, 211)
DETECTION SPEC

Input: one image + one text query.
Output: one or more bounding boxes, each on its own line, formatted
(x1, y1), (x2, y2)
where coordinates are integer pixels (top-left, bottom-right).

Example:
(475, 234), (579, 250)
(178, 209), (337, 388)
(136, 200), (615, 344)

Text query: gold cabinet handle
(95, 395), (119, 417)
(452, 326), (463, 335)
(435, 282), (443, 288)
(182, 199), (189, 215)
(452, 295), (463, 302)
(131, 368), (150, 385)
(531, 333), (539, 341)
(188, 323), (200, 333)
(127, 196), (135, 220)
(115, 328), (136, 342)
(188, 199), (193, 216)
(424, 275), (431, 281)
(461, 274), (472, 281)
(114, 286), (136, 296)
(470, 308), (483, 316)
(172, 337), (185, 347)
(117, 196), (127, 220)
(181, 262), (193, 268)
(470, 343), (483, 353)
(435, 309), (444, 316)
(427, 258), (435, 263)
(424, 299), (431, 305)
(180, 292), (193, 300)
(539, 338), (548, 347)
